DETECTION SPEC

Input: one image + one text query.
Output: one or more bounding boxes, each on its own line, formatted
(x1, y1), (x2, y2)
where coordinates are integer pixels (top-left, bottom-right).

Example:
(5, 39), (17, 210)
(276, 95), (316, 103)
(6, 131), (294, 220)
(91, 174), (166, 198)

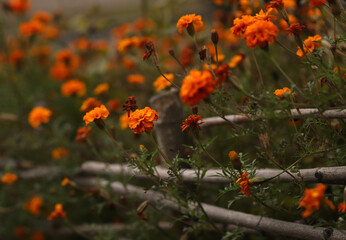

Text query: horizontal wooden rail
(74, 178), (346, 240)
(201, 108), (346, 128)
(80, 161), (346, 184)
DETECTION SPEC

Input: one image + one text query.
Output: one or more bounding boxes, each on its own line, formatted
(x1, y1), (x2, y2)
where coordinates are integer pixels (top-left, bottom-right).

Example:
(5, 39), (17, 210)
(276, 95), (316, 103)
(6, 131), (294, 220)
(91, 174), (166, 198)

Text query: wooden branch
(80, 161), (346, 184)
(201, 108), (346, 128)
(74, 178), (346, 240)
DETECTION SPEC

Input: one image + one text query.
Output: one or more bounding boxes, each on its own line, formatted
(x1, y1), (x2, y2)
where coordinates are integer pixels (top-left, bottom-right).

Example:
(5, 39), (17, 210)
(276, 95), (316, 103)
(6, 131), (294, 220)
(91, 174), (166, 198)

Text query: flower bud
(229, 151), (241, 172)
(211, 29), (219, 45)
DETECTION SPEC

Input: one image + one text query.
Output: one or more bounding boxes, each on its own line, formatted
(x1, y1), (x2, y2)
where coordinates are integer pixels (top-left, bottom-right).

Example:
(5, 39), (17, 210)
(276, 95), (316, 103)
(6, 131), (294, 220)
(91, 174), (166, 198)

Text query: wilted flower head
(128, 107), (158, 134)
(287, 23), (305, 35)
(28, 106), (52, 128)
(122, 96), (138, 117)
(181, 115), (204, 133)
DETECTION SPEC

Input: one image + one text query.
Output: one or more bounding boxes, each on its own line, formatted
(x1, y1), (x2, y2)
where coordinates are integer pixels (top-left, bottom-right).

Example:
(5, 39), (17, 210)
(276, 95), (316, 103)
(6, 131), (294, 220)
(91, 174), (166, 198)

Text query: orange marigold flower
(61, 177), (70, 186)
(230, 15), (255, 36)
(108, 99), (120, 112)
(296, 35), (322, 57)
(75, 126), (91, 143)
(236, 171), (252, 197)
(91, 40), (108, 52)
(30, 45), (51, 61)
(41, 25), (60, 39)
(287, 23), (305, 35)
(153, 73), (174, 92)
(180, 69), (215, 106)
(274, 87), (291, 99)
(127, 74), (145, 84)
(61, 79), (86, 97)
(19, 20), (43, 37)
(28, 106), (52, 128)
(48, 203), (66, 220)
(31, 231), (44, 240)
(299, 184), (335, 218)
(279, 14), (298, 31)
(8, 49), (25, 66)
(128, 107), (158, 134)
(93, 83), (110, 95)
(121, 56), (136, 69)
(31, 11), (52, 24)
(228, 54), (244, 68)
(116, 36), (139, 53)
(80, 98), (102, 112)
(242, 20), (278, 49)
(283, 0), (296, 9)
(51, 147), (68, 159)
(181, 114), (204, 133)
(309, 0), (326, 7)
(110, 23), (131, 38)
(5, 0), (31, 14)
(23, 196), (43, 215)
(50, 62), (70, 81)
(228, 151), (238, 161)
(1, 173), (18, 184)
(214, 0), (224, 5)
(176, 14), (203, 34)
(83, 105), (110, 126)
(338, 203), (346, 213)
(71, 38), (90, 52)
(120, 112), (129, 130)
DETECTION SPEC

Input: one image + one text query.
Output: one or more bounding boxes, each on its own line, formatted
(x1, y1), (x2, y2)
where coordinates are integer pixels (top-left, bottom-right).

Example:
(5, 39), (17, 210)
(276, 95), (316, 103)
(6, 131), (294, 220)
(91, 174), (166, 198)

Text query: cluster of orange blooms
(273, 87), (291, 99)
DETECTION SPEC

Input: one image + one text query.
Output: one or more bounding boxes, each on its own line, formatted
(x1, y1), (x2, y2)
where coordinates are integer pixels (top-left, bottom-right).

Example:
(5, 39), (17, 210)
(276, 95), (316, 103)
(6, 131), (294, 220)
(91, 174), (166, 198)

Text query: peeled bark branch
(74, 178), (346, 240)
(80, 161), (346, 184)
(201, 108), (346, 128)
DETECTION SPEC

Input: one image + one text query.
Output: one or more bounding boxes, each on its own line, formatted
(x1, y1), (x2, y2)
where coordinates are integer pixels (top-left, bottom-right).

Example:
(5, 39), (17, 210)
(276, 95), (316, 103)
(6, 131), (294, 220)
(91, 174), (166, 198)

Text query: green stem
(269, 55), (304, 95)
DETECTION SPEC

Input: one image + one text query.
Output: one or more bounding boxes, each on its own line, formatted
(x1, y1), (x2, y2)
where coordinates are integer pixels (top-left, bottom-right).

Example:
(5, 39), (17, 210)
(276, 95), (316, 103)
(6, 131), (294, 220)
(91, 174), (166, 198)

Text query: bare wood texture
(80, 161), (346, 184)
(201, 108), (346, 128)
(75, 178), (346, 240)
(150, 89), (185, 161)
